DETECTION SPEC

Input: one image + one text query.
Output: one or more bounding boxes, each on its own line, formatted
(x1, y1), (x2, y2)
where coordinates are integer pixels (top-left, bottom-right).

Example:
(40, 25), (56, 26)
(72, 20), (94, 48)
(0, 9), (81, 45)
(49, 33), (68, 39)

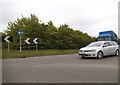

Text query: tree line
(2, 14), (96, 49)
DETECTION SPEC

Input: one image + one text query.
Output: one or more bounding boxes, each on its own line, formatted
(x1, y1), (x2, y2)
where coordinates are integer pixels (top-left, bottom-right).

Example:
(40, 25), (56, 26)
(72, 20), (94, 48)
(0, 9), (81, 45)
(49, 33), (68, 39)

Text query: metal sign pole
(8, 42), (9, 53)
(20, 36), (22, 53)
(33, 38), (38, 51)
(18, 29), (23, 54)
(29, 44), (30, 51)
(36, 44), (37, 51)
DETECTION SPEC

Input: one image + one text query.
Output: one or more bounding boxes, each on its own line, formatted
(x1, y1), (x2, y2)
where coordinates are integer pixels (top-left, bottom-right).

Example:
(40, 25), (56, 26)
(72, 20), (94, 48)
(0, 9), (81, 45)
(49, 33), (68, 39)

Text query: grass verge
(2, 49), (79, 59)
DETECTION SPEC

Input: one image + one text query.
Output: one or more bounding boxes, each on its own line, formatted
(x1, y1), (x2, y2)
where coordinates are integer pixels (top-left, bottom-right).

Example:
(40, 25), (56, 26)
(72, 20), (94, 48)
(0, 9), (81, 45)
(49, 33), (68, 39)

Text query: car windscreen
(87, 42), (103, 47)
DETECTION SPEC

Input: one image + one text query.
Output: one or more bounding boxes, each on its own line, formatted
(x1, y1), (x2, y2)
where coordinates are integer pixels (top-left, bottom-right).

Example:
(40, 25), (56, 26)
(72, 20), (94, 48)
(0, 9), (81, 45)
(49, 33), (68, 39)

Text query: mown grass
(2, 49), (79, 59)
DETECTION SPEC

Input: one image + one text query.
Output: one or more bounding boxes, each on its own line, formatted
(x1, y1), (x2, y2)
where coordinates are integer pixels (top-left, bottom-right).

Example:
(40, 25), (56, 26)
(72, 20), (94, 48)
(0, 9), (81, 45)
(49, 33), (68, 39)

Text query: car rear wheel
(115, 50), (119, 56)
(97, 51), (103, 59)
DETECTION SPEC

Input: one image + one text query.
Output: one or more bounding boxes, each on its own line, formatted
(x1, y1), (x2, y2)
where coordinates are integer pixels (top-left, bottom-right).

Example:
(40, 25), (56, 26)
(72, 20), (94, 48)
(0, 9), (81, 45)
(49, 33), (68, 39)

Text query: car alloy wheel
(97, 51), (103, 59)
(115, 50), (119, 56)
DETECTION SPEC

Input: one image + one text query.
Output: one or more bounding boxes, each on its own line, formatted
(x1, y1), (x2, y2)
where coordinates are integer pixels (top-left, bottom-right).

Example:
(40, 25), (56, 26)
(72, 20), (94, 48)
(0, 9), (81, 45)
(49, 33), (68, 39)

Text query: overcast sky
(0, 0), (119, 37)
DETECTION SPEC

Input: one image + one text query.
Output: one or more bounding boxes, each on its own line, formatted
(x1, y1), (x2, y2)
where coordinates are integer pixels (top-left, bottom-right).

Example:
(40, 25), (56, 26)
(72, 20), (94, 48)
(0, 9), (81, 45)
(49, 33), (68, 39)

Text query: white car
(79, 41), (119, 59)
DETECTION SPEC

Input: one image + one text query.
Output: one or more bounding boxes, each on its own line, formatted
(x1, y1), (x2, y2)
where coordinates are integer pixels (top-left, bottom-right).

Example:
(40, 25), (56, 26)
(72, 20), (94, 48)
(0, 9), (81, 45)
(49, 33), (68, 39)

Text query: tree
(117, 38), (120, 45)
(5, 14), (41, 49)
(4, 14), (96, 49)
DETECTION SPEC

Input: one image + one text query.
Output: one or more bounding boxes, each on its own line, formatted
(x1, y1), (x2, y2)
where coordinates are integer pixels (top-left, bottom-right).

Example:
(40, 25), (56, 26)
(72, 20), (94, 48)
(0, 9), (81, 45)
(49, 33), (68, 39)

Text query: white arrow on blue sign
(18, 29), (23, 36)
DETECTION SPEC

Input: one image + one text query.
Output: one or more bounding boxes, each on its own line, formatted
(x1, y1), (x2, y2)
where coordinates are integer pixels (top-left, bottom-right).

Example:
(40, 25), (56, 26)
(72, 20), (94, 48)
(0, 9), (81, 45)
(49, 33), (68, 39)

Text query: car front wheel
(97, 51), (103, 59)
(115, 50), (119, 56)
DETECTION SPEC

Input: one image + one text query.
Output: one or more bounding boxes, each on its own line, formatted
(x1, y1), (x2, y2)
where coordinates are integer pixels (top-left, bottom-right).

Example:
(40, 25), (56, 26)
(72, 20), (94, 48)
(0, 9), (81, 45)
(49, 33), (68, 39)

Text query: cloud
(0, 0), (119, 37)
(68, 15), (117, 36)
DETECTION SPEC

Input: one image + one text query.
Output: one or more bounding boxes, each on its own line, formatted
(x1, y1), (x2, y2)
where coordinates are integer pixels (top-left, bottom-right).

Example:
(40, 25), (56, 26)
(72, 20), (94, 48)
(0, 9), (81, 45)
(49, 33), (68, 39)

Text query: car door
(108, 42), (114, 55)
(102, 42), (111, 56)
(109, 42), (116, 55)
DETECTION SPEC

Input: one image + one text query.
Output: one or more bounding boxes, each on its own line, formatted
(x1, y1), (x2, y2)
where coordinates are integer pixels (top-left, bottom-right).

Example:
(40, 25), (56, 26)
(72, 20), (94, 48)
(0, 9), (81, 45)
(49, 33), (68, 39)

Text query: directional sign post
(4, 36), (10, 53)
(1, 36), (13, 42)
(4, 36), (10, 43)
(25, 38), (39, 51)
(18, 29), (23, 54)
(25, 38), (30, 44)
(25, 38), (30, 50)
(2, 36), (13, 53)
(1, 36), (13, 53)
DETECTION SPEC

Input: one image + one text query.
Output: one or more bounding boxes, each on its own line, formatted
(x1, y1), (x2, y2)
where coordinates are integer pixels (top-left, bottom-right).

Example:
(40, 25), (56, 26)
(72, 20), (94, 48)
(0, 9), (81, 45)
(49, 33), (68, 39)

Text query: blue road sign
(18, 29), (23, 36)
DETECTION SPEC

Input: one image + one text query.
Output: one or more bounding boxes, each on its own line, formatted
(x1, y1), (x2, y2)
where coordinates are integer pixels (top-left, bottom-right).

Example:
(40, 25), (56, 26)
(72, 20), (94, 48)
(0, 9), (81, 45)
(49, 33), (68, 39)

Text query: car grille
(80, 50), (90, 52)
(84, 50), (90, 52)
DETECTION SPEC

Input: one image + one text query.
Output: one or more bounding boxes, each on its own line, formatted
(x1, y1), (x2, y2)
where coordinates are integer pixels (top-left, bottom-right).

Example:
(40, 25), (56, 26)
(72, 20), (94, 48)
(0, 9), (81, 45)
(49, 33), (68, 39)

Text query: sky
(0, 0), (119, 37)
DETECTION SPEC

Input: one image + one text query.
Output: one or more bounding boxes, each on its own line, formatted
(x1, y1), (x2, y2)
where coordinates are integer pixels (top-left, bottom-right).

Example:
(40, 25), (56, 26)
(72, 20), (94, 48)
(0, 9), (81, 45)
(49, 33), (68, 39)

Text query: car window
(104, 41), (118, 46)
(108, 42), (113, 46)
(103, 42), (110, 46)
(87, 42), (103, 47)
(113, 41), (118, 46)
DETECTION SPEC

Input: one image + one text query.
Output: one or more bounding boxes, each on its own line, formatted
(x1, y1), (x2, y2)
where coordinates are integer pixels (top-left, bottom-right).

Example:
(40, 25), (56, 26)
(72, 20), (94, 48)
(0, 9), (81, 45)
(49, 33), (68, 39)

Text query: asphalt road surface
(2, 54), (118, 83)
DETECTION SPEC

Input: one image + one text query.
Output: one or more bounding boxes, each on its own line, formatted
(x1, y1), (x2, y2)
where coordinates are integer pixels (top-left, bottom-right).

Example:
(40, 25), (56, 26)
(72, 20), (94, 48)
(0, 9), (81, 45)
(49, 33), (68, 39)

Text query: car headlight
(79, 50), (83, 52)
(89, 49), (96, 52)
